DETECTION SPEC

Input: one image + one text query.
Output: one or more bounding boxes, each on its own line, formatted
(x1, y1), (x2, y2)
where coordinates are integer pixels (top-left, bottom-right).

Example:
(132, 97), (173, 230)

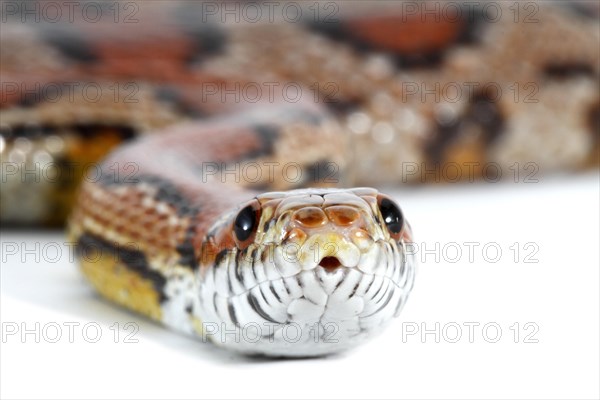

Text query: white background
(1, 172), (599, 399)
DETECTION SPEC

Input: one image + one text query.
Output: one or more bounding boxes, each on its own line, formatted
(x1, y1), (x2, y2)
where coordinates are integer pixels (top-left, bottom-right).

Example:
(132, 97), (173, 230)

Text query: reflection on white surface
(1, 173), (599, 399)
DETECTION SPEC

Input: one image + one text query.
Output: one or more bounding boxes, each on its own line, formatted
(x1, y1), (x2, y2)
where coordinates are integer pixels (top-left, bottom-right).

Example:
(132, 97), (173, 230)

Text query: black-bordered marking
(44, 28), (98, 64)
(425, 89), (505, 164)
(99, 174), (199, 218)
(77, 233), (167, 302)
(543, 63), (596, 79)
(306, 4), (490, 69)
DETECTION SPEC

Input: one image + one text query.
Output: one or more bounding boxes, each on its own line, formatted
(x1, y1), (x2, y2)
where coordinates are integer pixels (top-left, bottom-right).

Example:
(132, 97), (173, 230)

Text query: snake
(1, 1), (598, 357)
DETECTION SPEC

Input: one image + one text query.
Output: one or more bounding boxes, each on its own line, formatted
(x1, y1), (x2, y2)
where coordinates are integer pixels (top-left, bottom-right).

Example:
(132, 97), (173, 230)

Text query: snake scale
(1, 1), (598, 356)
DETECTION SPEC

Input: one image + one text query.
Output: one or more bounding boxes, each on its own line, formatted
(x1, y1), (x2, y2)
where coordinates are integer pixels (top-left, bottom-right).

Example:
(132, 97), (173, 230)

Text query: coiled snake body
(1, 1), (599, 356)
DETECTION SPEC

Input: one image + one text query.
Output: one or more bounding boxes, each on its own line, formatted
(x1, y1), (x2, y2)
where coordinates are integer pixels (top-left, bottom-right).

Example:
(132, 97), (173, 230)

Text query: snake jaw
(197, 233), (414, 357)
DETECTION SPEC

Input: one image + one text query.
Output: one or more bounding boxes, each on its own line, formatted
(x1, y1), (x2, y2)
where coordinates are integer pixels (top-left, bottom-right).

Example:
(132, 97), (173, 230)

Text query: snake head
(198, 188), (415, 357)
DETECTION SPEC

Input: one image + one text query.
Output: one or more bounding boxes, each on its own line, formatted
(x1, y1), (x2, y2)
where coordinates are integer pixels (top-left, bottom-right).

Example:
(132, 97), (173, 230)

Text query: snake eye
(377, 194), (404, 240)
(233, 200), (261, 248)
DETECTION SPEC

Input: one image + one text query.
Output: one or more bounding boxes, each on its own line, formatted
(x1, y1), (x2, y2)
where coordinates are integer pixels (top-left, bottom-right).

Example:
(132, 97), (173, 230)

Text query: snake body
(1, 1), (599, 356)
(66, 103), (415, 356)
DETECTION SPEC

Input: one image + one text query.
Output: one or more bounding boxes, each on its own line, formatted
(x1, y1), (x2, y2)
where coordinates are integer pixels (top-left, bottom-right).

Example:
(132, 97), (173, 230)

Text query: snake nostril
(293, 207), (328, 227)
(319, 256), (342, 271)
(325, 206), (360, 226)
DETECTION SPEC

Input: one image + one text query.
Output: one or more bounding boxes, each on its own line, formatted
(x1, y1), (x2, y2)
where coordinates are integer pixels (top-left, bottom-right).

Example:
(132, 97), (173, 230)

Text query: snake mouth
(319, 256), (342, 271)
